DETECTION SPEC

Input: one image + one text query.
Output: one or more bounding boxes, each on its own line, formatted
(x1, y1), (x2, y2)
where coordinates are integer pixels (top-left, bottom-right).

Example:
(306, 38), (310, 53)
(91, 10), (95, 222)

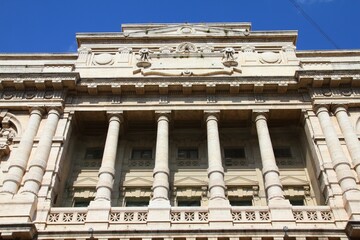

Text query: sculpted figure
(139, 48), (151, 62)
(222, 47), (236, 61)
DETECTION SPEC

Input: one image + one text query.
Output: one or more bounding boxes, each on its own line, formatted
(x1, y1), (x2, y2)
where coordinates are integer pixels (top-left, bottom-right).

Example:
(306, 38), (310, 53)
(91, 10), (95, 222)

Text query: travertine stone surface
(0, 108), (43, 195)
(20, 108), (61, 196)
(333, 105), (360, 178)
(95, 112), (122, 201)
(150, 112), (170, 204)
(205, 111), (227, 201)
(254, 111), (284, 201)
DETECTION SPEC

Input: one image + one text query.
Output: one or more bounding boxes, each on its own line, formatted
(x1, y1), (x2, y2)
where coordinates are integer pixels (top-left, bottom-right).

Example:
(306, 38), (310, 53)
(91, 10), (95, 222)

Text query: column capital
(155, 111), (171, 122)
(47, 107), (63, 116)
(331, 104), (348, 115)
(29, 107), (45, 116)
(252, 110), (269, 122)
(106, 111), (124, 122)
(313, 104), (330, 115)
(204, 110), (220, 122)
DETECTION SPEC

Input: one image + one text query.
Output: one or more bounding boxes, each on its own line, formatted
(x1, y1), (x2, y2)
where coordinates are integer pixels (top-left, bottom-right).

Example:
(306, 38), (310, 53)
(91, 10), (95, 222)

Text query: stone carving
(222, 47), (238, 67)
(178, 26), (194, 34)
(200, 45), (214, 53)
(159, 46), (174, 54)
(93, 53), (114, 65)
(177, 42), (197, 53)
(134, 68), (241, 77)
(136, 48), (152, 68)
(259, 51), (281, 64)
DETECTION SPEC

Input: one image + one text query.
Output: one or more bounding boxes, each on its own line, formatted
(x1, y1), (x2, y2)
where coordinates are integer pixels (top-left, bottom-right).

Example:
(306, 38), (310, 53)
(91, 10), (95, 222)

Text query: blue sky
(0, 0), (359, 53)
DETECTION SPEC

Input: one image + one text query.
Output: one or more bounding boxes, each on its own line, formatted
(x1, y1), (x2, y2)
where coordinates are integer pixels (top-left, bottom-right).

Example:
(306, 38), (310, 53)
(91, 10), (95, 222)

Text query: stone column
(1, 107), (44, 195)
(151, 111), (170, 204)
(20, 108), (61, 196)
(205, 111), (227, 201)
(333, 105), (360, 178)
(254, 111), (284, 201)
(315, 105), (360, 220)
(315, 105), (359, 194)
(94, 112), (122, 201)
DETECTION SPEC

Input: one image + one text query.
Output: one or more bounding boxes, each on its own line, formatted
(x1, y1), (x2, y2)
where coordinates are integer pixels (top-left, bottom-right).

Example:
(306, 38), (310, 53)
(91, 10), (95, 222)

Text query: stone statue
(137, 48), (152, 68)
(222, 47), (238, 67)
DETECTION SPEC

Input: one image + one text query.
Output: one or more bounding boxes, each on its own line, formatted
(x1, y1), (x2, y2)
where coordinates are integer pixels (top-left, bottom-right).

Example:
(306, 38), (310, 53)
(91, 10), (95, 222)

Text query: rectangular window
(273, 147), (292, 158)
(224, 148), (246, 167)
(229, 198), (253, 206)
(177, 198), (201, 207)
(84, 148), (104, 159)
(224, 148), (245, 159)
(131, 149), (153, 160)
(286, 197), (305, 206)
(73, 197), (94, 207)
(125, 197), (149, 207)
(177, 148), (198, 160)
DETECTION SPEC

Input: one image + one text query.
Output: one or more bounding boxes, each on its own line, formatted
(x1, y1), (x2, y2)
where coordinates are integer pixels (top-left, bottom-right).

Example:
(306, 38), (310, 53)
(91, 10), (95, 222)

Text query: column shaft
(316, 106), (358, 193)
(1, 108), (43, 195)
(21, 108), (60, 196)
(206, 113), (226, 200)
(152, 113), (170, 201)
(254, 112), (284, 201)
(95, 114), (121, 201)
(334, 105), (360, 178)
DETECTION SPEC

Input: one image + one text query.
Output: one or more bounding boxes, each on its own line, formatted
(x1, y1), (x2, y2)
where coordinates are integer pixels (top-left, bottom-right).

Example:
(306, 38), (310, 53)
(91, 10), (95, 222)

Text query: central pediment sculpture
(134, 42), (241, 77)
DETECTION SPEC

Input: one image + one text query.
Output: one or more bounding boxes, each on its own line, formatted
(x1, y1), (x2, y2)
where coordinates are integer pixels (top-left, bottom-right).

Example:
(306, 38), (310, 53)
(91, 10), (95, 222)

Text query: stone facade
(0, 22), (359, 239)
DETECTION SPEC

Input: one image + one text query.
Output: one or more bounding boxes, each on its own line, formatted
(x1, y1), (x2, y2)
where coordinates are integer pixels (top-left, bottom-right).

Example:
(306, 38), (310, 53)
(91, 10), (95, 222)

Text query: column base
(147, 199), (171, 228)
(343, 191), (360, 221)
(86, 200), (111, 230)
(268, 199), (296, 227)
(0, 194), (37, 223)
(208, 198), (232, 228)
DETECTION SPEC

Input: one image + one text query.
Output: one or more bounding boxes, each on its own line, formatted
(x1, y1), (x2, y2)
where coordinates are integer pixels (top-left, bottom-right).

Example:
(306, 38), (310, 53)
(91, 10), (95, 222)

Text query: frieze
(310, 88), (360, 99)
(0, 89), (66, 101)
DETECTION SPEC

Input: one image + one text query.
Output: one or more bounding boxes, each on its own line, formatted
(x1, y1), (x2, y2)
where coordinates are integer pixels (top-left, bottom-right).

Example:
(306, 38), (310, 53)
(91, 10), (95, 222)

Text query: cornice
(0, 72), (80, 90)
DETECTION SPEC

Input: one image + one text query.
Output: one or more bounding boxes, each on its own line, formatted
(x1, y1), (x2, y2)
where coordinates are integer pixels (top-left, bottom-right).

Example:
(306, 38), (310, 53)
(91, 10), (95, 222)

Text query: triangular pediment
(280, 175), (309, 185)
(123, 177), (153, 186)
(174, 176), (207, 186)
(73, 177), (98, 186)
(123, 24), (250, 37)
(225, 175), (259, 186)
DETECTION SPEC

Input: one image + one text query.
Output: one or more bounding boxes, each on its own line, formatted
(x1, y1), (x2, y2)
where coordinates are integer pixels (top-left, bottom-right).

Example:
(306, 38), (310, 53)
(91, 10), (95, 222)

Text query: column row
(0, 107), (61, 197)
(92, 110), (286, 206)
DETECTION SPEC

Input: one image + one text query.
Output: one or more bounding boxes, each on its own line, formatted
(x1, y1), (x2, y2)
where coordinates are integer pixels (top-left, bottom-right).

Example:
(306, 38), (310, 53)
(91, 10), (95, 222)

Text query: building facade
(0, 22), (359, 239)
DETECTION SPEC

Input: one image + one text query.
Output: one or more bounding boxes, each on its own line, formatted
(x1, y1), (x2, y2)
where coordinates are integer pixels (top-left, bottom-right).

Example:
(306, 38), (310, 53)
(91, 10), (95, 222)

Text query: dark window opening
(288, 198), (305, 206)
(73, 197), (94, 207)
(224, 148), (245, 159)
(85, 148), (104, 159)
(177, 198), (201, 207)
(177, 148), (198, 160)
(274, 147), (292, 158)
(229, 198), (253, 206)
(131, 149), (152, 160)
(125, 198), (149, 207)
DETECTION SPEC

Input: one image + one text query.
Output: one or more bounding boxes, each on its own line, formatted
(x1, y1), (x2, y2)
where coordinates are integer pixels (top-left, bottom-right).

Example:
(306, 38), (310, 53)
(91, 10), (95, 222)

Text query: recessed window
(229, 198), (253, 206)
(224, 148), (245, 159)
(177, 198), (201, 207)
(84, 148), (104, 159)
(177, 148), (198, 160)
(125, 197), (149, 207)
(273, 147), (292, 158)
(131, 149), (152, 160)
(287, 197), (305, 206)
(73, 197), (94, 207)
